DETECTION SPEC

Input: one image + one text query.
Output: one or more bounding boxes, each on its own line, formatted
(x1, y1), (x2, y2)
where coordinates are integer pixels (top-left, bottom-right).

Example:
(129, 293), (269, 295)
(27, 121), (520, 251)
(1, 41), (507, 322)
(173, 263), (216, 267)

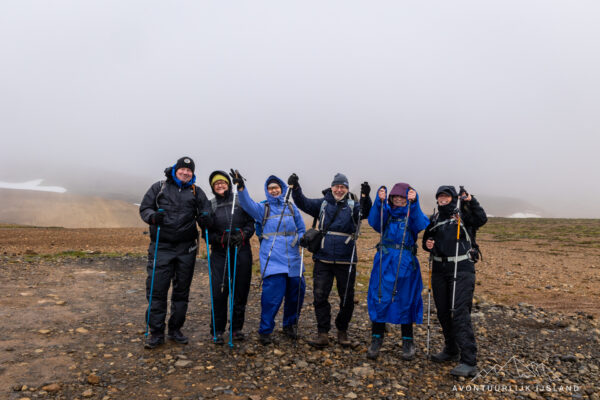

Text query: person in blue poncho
(366, 183), (429, 360)
(229, 169), (306, 345)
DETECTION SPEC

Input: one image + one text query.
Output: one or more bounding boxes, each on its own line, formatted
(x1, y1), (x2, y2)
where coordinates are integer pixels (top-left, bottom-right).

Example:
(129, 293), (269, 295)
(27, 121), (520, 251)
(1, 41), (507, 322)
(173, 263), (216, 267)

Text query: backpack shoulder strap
(315, 200), (328, 230)
(261, 202), (271, 229)
(210, 198), (218, 213)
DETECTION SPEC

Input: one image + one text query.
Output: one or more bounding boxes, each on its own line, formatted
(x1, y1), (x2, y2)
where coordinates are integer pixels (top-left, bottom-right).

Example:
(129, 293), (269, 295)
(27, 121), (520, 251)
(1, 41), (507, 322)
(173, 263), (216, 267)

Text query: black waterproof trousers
(145, 239), (197, 337)
(372, 322), (413, 338)
(207, 245), (253, 334)
(431, 262), (477, 366)
(313, 259), (356, 333)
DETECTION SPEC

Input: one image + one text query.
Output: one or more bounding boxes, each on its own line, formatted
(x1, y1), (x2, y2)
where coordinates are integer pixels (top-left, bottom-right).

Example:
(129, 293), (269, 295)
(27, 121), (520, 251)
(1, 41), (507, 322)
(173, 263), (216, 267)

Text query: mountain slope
(0, 189), (146, 228)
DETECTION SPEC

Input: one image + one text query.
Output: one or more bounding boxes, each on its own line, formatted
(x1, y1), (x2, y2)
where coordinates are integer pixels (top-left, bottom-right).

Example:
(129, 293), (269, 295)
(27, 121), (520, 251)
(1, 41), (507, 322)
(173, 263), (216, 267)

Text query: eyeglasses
(267, 185), (281, 191)
(213, 181), (228, 187)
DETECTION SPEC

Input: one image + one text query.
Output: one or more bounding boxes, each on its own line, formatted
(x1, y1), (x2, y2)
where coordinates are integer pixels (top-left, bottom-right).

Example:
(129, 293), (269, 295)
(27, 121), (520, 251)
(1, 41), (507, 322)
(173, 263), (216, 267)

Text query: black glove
(152, 210), (166, 225)
(230, 231), (244, 247)
(229, 169), (245, 190)
(361, 182), (371, 198)
(197, 211), (213, 228)
(459, 185), (468, 199)
(298, 235), (308, 248)
(287, 173), (299, 189)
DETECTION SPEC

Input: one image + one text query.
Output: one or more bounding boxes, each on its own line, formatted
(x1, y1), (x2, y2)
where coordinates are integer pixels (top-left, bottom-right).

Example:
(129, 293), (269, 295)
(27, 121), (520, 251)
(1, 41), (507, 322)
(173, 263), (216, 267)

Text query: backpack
(255, 200), (295, 241)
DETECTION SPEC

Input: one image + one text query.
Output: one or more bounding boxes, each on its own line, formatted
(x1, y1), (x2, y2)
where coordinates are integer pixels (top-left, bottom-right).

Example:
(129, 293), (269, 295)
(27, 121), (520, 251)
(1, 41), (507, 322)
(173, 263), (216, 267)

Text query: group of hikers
(139, 156), (487, 377)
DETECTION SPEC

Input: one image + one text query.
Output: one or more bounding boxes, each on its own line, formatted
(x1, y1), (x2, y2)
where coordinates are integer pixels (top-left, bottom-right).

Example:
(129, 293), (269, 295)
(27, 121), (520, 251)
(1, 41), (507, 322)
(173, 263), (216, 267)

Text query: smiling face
(267, 183), (282, 197)
(175, 167), (193, 183)
(331, 184), (348, 201)
(212, 180), (229, 196)
(437, 193), (452, 206)
(391, 195), (407, 207)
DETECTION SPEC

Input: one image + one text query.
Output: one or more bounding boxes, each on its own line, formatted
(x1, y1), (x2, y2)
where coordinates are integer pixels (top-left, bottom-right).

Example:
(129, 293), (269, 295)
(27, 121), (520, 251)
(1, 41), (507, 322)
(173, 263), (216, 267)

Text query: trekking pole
(228, 245), (238, 348)
(145, 209), (163, 338)
(391, 204), (411, 303)
(377, 195), (384, 303)
(226, 246), (233, 348)
(260, 185), (293, 286)
(294, 247), (305, 343)
(205, 229), (217, 343)
(426, 251), (433, 357)
(342, 206), (362, 307)
(220, 190), (238, 293)
(450, 196), (462, 319)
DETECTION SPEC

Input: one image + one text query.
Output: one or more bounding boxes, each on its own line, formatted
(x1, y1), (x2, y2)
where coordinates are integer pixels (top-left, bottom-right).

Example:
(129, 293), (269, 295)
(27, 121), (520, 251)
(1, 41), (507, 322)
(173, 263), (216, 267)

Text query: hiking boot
(430, 349), (460, 363)
(214, 332), (225, 345)
(450, 363), (478, 377)
(144, 335), (165, 349)
(401, 338), (415, 360)
(337, 331), (351, 347)
(367, 335), (383, 360)
(283, 325), (298, 340)
(307, 332), (329, 348)
(167, 330), (189, 344)
(232, 331), (245, 341)
(259, 333), (273, 346)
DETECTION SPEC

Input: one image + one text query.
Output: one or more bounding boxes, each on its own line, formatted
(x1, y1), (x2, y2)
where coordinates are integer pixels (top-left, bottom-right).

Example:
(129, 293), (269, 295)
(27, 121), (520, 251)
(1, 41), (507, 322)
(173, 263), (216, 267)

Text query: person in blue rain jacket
(366, 182), (429, 360)
(230, 170), (306, 345)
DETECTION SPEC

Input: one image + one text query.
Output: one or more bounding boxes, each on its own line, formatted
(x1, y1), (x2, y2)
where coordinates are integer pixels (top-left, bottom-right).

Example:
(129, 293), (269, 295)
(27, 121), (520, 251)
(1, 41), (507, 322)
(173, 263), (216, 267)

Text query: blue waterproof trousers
(259, 273), (305, 335)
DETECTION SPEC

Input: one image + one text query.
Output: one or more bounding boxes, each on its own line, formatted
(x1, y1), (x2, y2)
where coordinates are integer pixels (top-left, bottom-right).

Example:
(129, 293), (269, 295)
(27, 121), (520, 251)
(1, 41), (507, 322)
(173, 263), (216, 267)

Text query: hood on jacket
(209, 170), (232, 197)
(388, 182), (412, 207)
(436, 185), (458, 217)
(264, 175), (288, 203)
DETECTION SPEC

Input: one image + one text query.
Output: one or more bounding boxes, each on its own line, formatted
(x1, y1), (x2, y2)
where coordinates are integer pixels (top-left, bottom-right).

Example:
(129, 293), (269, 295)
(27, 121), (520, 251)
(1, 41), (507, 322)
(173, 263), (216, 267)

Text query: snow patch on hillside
(507, 212), (542, 218)
(0, 179), (67, 193)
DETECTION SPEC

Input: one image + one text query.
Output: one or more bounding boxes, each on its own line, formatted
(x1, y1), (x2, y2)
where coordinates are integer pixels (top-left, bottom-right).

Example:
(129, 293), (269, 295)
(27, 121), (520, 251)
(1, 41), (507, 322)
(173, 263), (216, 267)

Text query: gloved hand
(298, 235), (308, 248)
(152, 210), (166, 225)
(230, 231), (244, 247)
(458, 186), (472, 202)
(229, 169), (245, 190)
(287, 173), (299, 189)
(360, 182), (371, 198)
(197, 211), (213, 228)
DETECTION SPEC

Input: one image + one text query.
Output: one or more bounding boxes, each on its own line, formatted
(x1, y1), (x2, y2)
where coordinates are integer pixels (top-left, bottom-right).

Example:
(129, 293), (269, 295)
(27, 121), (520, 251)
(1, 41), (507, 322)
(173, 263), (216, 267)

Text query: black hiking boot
(259, 333), (273, 346)
(283, 325), (298, 340)
(144, 335), (165, 349)
(450, 363), (478, 377)
(214, 332), (225, 345)
(232, 331), (245, 341)
(367, 335), (383, 360)
(167, 330), (189, 344)
(401, 338), (416, 360)
(430, 349), (460, 363)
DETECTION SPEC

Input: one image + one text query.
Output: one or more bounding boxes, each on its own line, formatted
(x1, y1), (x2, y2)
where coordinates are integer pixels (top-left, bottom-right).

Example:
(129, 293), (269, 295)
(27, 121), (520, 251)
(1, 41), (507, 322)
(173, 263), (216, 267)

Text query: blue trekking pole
(226, 246), (233, 348)
(205, 229), (217, 343)
(145, 209), (163, 338)
(229, 245), (238, 348)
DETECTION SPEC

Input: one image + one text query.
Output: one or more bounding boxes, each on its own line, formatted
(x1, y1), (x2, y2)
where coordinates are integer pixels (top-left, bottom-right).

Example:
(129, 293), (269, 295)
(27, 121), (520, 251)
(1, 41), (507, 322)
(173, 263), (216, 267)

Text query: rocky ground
(1, 219), (599, 399)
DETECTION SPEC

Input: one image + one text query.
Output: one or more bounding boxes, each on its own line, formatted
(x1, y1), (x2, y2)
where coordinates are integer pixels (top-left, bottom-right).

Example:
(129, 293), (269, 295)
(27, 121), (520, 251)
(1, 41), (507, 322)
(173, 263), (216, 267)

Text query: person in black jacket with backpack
(204, 170), (255, 344)
(139, 157), (210, 349)
(288, 172), (371, 348)
(422, 185), (487, 377)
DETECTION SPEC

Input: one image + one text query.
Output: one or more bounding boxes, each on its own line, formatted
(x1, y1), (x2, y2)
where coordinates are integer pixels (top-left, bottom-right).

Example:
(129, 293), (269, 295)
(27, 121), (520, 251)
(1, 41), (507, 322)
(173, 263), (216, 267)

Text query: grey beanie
(331, 173), (349, 188)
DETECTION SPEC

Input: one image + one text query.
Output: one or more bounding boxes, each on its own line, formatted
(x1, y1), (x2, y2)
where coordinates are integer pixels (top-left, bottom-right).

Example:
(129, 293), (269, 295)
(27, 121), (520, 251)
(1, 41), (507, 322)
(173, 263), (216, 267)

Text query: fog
(1, 1), (599, 217)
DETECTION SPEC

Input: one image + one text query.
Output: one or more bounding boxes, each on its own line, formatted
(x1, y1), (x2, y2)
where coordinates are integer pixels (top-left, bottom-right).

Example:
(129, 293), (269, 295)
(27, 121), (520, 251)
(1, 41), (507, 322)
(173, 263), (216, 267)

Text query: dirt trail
(1, 219), (599, 399)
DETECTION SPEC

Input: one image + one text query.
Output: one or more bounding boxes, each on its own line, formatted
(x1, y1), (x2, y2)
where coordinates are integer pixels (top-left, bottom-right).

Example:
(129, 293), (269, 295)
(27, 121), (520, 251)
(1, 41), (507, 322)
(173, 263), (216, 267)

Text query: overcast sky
(1, 1), (598, 217)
